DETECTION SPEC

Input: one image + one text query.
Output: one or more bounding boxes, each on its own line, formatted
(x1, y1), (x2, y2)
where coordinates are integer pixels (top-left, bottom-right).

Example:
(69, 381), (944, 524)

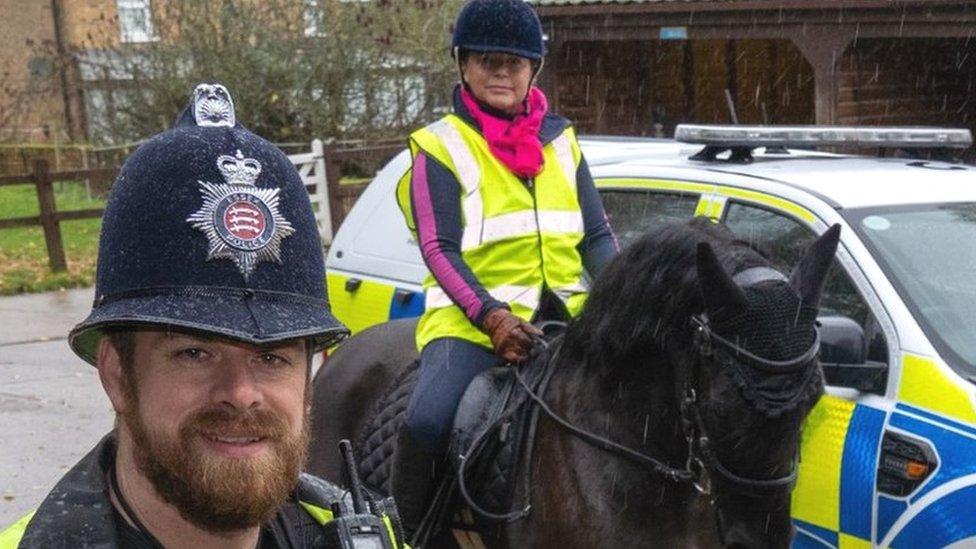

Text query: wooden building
(532, 0), (976, 144)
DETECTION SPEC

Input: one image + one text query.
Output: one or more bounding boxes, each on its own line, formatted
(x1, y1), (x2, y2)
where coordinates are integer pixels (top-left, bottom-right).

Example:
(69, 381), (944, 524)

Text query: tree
(45, 0), (462, 144)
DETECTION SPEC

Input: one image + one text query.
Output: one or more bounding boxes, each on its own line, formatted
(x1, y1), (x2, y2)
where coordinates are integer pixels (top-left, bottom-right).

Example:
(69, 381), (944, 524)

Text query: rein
(459, 269), (821, 522)
(508, 319), (817, 502)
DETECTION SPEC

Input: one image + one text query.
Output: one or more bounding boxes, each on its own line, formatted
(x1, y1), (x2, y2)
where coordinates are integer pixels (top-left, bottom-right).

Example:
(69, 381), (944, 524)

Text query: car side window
(599, 189), (699, 249)
(723, 201), (888, 364)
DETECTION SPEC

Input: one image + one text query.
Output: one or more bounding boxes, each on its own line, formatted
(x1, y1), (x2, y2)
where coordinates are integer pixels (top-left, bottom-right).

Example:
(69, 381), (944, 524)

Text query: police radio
(321, 440), (397, 549)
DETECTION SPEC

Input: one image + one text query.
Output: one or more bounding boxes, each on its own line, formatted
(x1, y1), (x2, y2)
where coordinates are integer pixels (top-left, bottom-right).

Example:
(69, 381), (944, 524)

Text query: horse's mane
(565, 217), (768, 369)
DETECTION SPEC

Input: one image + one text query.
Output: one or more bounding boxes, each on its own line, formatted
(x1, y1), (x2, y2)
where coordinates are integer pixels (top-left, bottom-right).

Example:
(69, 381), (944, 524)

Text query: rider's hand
(482, 308), (542, 364)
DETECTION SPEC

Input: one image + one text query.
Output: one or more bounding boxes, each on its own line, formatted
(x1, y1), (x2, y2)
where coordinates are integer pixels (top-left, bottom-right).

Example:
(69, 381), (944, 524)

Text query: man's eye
(177, 348), (207, 360)
(258, 353), (289, 367)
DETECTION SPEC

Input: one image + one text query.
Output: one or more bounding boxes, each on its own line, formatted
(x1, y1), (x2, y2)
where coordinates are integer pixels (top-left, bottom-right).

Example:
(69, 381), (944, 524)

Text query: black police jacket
(1, 433), (384, 548)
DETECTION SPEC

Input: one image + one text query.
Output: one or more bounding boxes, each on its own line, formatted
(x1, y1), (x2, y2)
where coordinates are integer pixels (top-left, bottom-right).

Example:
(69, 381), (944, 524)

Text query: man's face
(114, 330), (310, 533)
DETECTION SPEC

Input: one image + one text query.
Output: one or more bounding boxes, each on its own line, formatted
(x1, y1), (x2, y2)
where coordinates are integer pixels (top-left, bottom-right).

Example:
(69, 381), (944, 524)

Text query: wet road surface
(0, 288), (113, 526)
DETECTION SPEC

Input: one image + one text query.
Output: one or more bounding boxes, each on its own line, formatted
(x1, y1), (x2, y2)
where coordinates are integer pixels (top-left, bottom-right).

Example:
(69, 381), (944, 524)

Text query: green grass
(0, 182), (104, 295)
(339, 176), (371, 186)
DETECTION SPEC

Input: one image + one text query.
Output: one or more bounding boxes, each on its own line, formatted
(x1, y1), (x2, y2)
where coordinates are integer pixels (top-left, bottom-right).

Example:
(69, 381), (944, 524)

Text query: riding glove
(482, 307), (542, 363)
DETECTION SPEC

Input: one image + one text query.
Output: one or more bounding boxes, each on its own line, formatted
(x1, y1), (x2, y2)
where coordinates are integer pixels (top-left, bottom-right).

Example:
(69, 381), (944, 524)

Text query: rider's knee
(403, 403), (452, 451)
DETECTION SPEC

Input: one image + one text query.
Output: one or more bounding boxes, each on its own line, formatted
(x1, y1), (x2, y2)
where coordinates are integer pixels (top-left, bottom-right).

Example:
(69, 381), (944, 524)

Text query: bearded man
(0, 84), (402, 548)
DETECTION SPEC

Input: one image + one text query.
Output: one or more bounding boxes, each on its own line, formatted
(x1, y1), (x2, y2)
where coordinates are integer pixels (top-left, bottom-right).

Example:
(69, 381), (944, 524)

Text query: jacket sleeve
(576, 155), (619, 278)
(409, 152), (509, 327)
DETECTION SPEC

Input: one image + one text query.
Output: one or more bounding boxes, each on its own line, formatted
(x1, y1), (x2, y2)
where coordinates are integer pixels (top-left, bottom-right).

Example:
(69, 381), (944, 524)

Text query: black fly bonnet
(691, 266), (824, 418)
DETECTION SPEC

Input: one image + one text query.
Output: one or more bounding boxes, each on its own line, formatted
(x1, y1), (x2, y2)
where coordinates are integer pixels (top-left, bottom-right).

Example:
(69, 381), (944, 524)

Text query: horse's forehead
(737, 283), (810, 327)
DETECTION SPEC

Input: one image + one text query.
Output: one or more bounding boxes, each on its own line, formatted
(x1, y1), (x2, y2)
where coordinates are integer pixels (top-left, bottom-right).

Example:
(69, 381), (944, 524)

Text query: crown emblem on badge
(187, 150), (295, 280)
(218, 150), (262, 186)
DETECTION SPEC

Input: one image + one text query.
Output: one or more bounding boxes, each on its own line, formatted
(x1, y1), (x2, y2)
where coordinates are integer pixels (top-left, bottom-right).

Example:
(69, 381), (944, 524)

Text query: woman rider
(393, 0), (619, 536)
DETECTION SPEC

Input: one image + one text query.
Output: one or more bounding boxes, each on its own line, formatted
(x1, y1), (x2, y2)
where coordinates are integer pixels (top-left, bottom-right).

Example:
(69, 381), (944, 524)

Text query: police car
(325, 125), (976, 548)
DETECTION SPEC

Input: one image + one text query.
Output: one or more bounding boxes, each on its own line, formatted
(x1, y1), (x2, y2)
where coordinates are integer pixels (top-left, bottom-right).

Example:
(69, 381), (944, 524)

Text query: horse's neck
(524, 349), (717, 547)
(546, 349), (687, 476)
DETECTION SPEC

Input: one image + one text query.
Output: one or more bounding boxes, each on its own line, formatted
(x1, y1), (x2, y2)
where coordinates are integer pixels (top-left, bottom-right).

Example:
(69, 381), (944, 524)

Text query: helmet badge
(187, 150), (295, 280)
(193, 83), (236, 127)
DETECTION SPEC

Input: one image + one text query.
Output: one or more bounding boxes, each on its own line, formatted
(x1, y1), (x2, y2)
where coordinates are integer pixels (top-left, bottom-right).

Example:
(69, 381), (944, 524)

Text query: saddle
(354, 328), (563, 528)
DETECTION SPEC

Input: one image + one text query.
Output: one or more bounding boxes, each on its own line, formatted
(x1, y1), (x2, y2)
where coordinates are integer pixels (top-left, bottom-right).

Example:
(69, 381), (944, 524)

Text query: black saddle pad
(355, 360), (420, 495)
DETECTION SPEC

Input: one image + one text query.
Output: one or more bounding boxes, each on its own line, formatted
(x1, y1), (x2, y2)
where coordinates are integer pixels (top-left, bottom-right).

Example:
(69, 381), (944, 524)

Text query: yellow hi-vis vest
(396, 114), (588, 350)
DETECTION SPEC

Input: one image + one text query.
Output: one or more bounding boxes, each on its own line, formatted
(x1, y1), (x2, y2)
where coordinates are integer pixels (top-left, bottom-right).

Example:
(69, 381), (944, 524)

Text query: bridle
(515, 268), (821, 499)
(681, 311), (820, 497)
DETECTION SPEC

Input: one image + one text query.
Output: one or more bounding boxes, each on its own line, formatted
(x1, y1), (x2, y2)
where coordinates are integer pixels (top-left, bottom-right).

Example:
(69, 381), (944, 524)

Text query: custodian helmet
(69, 83), (348, 364)
(452, 0), (546, 60)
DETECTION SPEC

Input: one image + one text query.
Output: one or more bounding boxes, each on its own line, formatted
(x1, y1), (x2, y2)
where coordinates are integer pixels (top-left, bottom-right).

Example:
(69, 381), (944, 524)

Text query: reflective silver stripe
(538, 210), (584, 235)
(425, 284), (540, 311)
(464, 210), (584, 251)
(551, 133), (577, 193)
(429, 120), (484, 251)
(478, 210), (538, 248)
(732, 267), (787, 287)
(552, 283), (588, 303)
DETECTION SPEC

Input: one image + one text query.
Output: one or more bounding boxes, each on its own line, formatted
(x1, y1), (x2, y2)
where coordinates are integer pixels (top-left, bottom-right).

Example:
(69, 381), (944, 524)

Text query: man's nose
(212, 360), (263, 410)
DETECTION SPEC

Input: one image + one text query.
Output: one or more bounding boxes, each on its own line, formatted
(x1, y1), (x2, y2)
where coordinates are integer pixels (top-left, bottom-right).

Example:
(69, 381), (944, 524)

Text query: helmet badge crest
(187, 150), (295, 280)
(192, 83), (236, 127)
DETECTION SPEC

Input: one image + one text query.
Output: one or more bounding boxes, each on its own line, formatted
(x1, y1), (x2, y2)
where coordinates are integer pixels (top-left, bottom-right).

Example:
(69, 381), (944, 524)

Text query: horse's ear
(697, 242), (748, 319)
(789, 224), (842, 309)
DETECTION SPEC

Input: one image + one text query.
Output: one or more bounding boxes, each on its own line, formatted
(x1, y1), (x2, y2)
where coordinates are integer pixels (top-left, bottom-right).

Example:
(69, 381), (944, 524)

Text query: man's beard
(121, 387), (310, 533)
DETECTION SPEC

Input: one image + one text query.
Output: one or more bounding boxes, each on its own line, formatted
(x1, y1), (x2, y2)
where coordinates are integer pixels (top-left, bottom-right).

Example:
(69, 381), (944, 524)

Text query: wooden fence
(0, 141), (402, 273)
(322, 141), (404, 240)
(0, 159), (115, 272)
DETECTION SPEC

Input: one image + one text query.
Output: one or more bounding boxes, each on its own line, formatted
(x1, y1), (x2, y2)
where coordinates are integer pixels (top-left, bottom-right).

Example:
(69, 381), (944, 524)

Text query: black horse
(309, 218), (840, 548)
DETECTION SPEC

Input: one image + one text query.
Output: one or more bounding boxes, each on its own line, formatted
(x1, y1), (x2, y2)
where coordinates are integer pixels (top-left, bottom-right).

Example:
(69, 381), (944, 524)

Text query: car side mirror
(818, 315), (887, 395)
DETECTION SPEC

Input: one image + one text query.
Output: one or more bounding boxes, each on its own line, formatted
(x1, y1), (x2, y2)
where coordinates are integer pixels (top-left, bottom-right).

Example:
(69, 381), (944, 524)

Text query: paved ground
(0, 288), (113, 526)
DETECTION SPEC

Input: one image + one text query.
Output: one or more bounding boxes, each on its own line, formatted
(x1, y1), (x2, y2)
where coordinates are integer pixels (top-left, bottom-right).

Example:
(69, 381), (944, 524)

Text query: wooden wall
(547, 38), (815, 136)
(837, 38), (976, 130)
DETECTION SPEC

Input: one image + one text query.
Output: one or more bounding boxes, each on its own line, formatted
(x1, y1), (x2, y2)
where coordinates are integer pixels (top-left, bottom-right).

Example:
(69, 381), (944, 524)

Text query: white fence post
(288, 138), (334, 246)
(313, 138), (334, 245)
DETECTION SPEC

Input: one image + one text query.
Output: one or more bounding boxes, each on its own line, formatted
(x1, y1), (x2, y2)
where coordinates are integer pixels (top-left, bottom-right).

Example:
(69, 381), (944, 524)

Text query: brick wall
(0, 0), (121, 144)
(0, 0), (62, 142)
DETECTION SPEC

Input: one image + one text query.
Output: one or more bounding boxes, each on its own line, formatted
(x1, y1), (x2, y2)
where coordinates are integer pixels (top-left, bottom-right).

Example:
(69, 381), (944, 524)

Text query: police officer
(393, 0), (619, 537)
(0, 84), (401, 548)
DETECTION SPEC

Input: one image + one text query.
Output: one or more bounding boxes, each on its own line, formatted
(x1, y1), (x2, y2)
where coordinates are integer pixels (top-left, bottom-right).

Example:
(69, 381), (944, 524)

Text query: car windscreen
(846, 203), (976, 375)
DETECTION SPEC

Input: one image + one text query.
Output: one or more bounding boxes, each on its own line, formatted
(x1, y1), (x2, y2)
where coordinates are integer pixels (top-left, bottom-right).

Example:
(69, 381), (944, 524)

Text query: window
(118, 0), (154, 43)
(724, 201), (888, 365)
(303, 0), (325, 37)
(599, 189), (699, 249)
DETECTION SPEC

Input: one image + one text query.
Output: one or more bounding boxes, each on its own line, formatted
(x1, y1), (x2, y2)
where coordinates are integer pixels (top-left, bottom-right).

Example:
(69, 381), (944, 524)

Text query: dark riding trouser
(405, 337), (501, 455)
(393, 337), (500, 538)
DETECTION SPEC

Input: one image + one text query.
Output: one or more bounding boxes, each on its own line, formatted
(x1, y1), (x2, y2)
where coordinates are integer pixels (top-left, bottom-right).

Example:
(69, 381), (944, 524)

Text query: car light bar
(675, 124), (973, 149)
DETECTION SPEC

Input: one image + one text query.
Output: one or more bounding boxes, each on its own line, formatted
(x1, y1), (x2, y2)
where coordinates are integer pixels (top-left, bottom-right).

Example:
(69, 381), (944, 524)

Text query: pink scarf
(461, 86), (548, 178)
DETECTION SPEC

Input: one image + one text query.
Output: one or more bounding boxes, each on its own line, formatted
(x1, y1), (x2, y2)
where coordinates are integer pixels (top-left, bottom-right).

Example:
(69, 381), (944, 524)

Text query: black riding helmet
(69, 83), (348, 364)
(451, 0), (547, 98)
(452, 0), (546, 60)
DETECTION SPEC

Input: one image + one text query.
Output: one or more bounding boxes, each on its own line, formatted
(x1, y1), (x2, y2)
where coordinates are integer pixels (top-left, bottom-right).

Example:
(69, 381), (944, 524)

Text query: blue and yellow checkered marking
(791, 397), (884, 548)
(792, 399), (976, 547)
(327, 273), (423, 335)
(840, 405), (887, 541)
